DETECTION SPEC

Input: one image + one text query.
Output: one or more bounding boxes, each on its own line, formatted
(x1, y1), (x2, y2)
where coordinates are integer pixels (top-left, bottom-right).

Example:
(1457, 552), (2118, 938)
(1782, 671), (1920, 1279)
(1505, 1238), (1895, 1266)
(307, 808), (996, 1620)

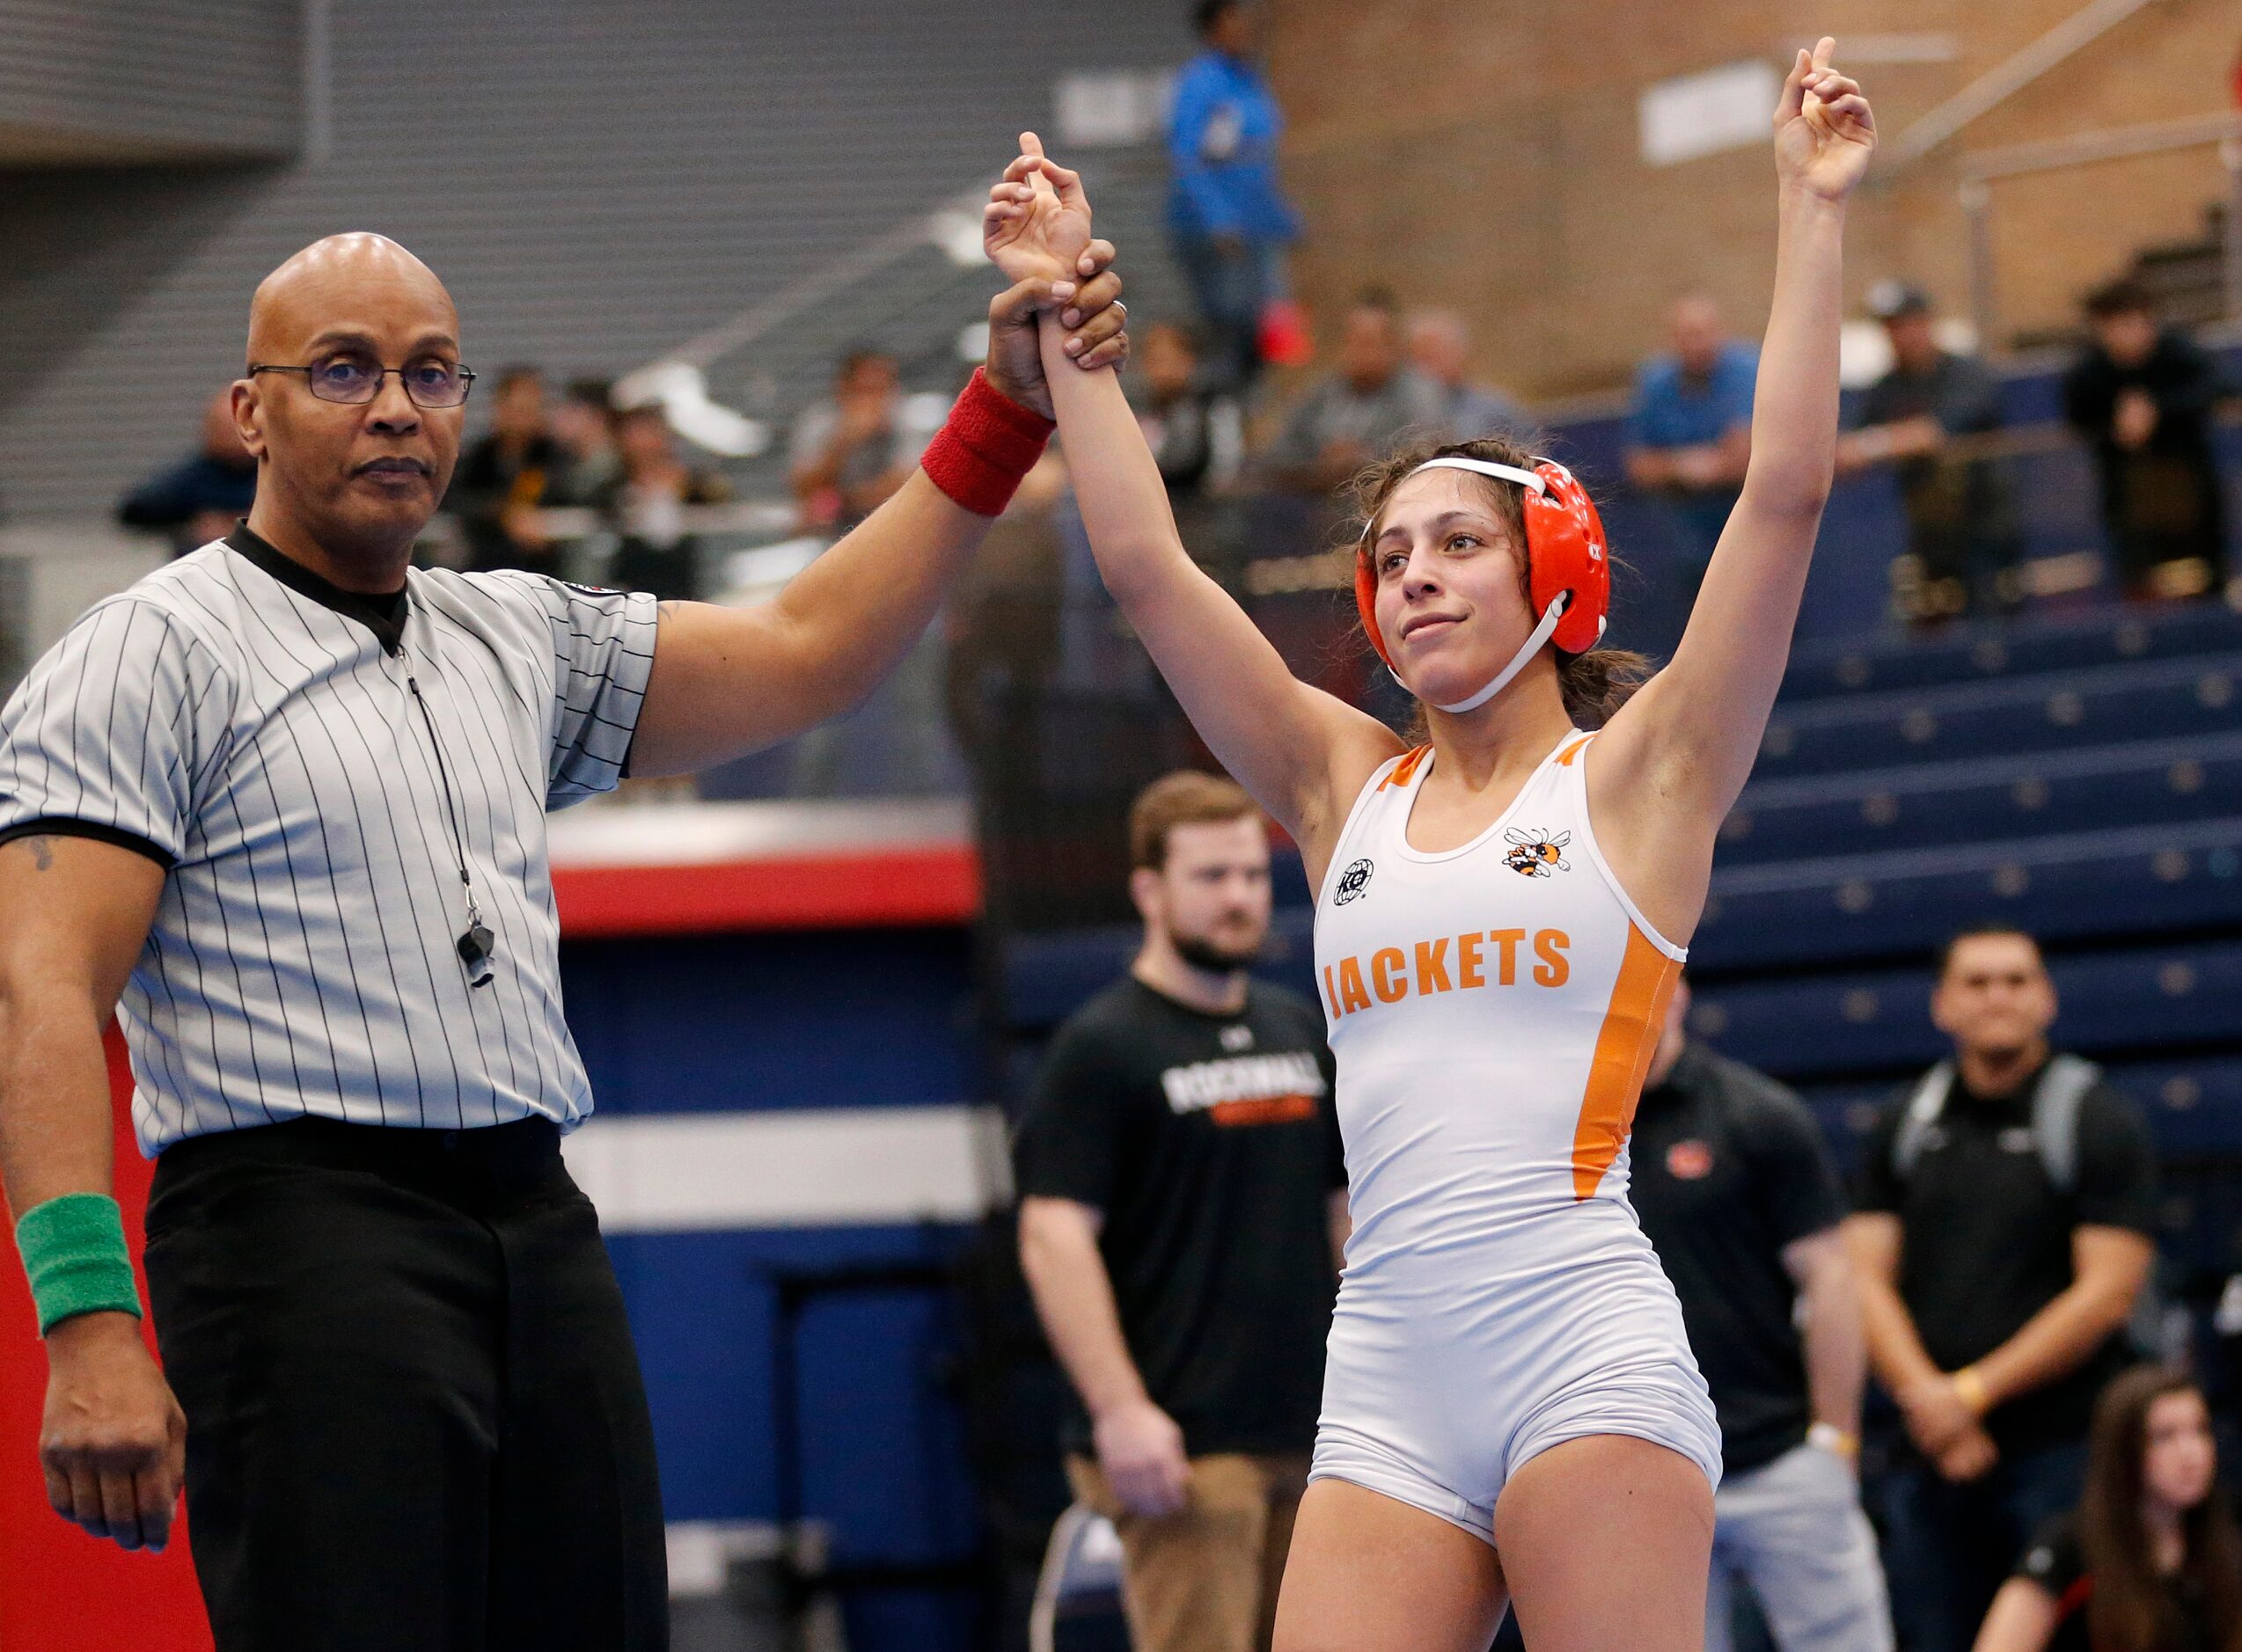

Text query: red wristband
(920, 368), (1056, 517)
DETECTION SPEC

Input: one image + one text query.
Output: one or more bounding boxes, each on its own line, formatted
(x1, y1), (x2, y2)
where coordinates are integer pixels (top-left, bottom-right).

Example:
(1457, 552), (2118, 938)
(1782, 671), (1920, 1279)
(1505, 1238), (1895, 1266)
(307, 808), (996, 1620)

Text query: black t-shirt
(2018, 1510), (2223, 1652)
(1858, 351), (2005, 467)
(1011, 976), (1345, 1457)
(2062, 332), (2230, 573)
(1856, 351), (2018, 557)
(1857, 1060), (2158, 1457)
(1631, 1044), (1850, 1473)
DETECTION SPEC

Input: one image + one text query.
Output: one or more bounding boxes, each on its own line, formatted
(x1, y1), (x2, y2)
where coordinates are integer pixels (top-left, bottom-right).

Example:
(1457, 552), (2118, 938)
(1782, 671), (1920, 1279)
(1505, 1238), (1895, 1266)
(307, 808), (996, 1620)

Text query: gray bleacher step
(1694, 816), (2242, 971)
(1689, 935), (2242, 1081)
(1755, 649), (2242, 778)
(1780, 601), (2242, 702)
(1722, 728), (2242, 865)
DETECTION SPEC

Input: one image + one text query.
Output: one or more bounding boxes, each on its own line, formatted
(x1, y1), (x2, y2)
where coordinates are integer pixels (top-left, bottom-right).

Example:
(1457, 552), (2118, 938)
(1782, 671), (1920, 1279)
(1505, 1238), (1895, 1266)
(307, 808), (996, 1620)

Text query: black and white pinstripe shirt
(0, 528), (659, 1155)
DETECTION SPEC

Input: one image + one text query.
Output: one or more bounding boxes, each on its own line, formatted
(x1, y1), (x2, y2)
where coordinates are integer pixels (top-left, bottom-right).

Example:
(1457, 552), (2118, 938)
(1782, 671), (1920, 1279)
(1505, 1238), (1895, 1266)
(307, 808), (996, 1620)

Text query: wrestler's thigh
(1271, 1479), (1508, 1652)
(1493, 1433), (1717, 1652)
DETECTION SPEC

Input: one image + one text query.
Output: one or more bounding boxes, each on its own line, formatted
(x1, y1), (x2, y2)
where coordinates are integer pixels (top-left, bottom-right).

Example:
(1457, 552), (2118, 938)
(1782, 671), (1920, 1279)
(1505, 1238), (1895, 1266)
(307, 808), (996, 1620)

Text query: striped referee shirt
(0, 528), (659, 1156)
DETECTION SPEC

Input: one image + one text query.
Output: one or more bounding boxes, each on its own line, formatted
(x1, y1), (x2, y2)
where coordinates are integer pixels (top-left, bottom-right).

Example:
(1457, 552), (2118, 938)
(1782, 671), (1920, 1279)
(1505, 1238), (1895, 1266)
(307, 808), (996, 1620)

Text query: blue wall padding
(562, 928), (978, 1115)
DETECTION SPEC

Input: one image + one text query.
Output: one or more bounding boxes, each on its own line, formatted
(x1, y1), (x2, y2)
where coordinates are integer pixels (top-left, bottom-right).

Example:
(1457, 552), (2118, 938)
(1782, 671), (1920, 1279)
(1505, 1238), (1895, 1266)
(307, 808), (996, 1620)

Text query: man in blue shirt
(1626, 292), (1758, 596)
(1168, 0), (1301, 395)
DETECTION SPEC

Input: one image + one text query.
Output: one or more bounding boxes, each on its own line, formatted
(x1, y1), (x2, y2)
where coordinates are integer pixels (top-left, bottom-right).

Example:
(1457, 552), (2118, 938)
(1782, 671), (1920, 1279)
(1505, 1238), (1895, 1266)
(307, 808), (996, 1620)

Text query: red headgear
(1355, 456), (1610, 681)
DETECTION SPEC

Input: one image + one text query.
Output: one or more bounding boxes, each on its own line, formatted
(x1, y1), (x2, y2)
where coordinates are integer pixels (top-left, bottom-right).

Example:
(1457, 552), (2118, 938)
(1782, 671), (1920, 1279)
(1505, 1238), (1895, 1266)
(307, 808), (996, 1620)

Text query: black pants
(144, 1116), (668, 1651)
(1873, 1438), (2087, 1652)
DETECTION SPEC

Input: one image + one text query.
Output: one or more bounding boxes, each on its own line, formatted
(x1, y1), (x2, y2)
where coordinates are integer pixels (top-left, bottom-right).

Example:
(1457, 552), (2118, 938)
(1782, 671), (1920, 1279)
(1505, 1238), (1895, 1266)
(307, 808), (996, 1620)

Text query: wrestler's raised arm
(985, 135), (1401, 864)
(1592, 40), (1874, 928)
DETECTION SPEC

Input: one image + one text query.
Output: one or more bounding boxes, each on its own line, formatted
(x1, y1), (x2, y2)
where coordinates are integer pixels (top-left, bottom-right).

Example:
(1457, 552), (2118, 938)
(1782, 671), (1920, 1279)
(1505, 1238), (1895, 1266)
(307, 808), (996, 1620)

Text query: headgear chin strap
(1418, 590), (1572, 714)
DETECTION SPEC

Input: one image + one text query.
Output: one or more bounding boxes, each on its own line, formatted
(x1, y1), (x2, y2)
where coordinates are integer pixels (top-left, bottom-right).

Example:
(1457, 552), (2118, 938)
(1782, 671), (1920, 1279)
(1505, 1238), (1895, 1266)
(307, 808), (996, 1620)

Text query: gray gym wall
(0, 0), (1193, 523)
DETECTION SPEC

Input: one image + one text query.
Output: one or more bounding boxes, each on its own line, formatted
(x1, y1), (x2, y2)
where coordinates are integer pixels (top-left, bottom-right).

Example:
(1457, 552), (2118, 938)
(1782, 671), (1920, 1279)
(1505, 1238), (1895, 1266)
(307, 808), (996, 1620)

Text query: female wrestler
(986, 40), (1873, 1652)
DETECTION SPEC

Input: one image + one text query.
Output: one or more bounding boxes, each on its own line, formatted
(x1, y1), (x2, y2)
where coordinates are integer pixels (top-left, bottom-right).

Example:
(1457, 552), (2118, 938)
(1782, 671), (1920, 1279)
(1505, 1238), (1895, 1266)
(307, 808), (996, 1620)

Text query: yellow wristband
(1806, 1422), (1858, 1460)
(1953, 1366), (1990, 1417)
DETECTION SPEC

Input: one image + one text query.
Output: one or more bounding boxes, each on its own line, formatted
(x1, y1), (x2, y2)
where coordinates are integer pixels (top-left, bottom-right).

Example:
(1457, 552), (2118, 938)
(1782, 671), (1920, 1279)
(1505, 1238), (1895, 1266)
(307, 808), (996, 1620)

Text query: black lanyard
(402, 643), (495, 989)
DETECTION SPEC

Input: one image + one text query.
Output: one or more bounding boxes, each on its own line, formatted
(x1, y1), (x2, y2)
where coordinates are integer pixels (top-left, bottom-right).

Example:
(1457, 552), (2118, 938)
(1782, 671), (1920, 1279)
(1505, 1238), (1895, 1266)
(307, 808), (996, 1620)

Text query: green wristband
(15, 1192), (143, 1336)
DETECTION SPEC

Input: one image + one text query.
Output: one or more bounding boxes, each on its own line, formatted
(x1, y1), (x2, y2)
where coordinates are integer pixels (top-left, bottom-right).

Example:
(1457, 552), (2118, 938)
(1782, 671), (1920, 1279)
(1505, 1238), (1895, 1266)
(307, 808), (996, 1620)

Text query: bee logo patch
(1503, 829), (1571, 878)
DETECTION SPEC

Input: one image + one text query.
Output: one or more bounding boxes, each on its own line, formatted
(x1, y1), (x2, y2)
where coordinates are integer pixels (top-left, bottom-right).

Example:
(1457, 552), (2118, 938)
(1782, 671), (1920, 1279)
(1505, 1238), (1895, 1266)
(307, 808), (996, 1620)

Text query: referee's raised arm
(0, 831), (182, 1553)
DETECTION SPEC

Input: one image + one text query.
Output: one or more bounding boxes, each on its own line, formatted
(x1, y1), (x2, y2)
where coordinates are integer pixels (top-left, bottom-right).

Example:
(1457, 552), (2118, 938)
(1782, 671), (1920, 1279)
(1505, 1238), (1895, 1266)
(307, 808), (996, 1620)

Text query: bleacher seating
(1694, 935), (2242, 1076)
(1689, 597), (2242, 1316)
(1694, 818), (2242, 969)
(1713, 732), (2242, 866)
(1778, 603), (2242, 699)
(1752, 651), (2242, 780)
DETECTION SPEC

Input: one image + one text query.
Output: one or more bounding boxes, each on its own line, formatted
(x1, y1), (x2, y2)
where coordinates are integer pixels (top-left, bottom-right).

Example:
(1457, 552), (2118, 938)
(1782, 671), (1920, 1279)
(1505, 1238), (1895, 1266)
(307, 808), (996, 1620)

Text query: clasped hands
(1900, 1367), (1998, 1482)
(979, 132), (1129, 420)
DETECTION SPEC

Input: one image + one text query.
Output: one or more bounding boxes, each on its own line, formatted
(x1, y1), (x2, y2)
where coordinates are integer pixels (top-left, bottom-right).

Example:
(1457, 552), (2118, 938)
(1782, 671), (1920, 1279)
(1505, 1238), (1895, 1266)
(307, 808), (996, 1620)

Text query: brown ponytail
(1349, 435), (1652, 730)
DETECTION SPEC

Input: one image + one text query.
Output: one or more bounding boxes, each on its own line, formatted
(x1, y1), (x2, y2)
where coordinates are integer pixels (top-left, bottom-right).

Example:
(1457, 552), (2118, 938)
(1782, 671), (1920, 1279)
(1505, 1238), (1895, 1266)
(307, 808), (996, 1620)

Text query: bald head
(1668, 292), (1725, 376)
(246, 233), (456, 369)
(235, 232), (467, 585)
(1407, 308), (1472, 387)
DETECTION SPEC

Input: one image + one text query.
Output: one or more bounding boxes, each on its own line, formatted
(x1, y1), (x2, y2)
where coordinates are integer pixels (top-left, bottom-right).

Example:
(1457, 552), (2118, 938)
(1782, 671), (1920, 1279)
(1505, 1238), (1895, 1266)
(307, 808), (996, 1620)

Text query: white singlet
(1310, 729), (1722, 1542)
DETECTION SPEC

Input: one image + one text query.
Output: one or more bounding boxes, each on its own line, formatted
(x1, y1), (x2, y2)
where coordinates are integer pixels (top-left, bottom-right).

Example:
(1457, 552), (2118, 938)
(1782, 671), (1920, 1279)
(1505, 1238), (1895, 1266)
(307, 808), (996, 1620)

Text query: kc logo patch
(1334, 859), (1374, 905)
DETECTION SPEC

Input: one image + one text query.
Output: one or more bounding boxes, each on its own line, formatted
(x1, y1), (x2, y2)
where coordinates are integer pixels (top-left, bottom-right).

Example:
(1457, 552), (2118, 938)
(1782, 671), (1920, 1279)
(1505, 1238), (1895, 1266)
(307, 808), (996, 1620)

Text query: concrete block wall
(1265, 0), (2240, 399)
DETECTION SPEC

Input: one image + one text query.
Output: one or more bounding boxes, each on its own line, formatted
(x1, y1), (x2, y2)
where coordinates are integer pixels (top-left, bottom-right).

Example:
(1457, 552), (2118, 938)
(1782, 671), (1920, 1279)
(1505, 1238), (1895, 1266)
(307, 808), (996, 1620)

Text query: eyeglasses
(249, 353), (478, 409)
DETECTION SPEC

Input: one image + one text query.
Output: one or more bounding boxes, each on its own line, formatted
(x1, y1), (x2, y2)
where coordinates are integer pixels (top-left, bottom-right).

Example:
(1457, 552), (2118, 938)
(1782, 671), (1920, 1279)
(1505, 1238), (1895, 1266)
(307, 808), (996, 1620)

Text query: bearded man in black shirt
(1014, 771), (1347, 1652)
(1844, 925), (2158, 1652)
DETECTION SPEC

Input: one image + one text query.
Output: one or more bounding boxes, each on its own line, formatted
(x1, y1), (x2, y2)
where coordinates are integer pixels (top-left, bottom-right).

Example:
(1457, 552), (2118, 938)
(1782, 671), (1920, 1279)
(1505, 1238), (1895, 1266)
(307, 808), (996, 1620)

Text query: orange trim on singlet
(1555, 734), (1594, 766)
(1379, 746), (1432, 791)
(1570, 925), (1682, 1201)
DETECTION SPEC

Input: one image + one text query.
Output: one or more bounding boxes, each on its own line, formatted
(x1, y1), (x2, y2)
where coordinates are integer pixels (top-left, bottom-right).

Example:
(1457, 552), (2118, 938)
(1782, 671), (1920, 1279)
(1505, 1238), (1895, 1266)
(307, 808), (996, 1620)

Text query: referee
(0, 228), (1125, 1648)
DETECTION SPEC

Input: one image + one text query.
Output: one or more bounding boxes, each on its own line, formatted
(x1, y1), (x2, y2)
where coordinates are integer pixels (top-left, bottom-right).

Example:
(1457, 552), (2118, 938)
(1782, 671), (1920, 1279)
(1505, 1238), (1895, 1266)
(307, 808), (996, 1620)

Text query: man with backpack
(1844, 925), (2158, 1652)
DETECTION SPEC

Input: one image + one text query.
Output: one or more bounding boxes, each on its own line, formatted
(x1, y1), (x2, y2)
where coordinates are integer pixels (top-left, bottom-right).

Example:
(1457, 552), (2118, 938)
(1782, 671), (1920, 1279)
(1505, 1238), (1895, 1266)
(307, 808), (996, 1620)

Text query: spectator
(450, 365), (559, 574)
(2063, 280), (2231, 602)
(1134, 322), (1227, 500)
(788, 349), (937, 530)
(1974, 1366), (2242, 1652)
(1406, 308), (1527, 443)
(116, 388), (258, 555)
(546, 377), (622, 508)
(1167, 0), (1301, 395)
(1263, 289), (1442, 499)
(1627, 291), (1757, 592)
(1632, 977), (1893, 1652)
(1839, 281), (2021, 625)
(1013, 771), (1346, 1652)
(597, 403), (729, 602)
(1846, 925), (2160, 1652)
